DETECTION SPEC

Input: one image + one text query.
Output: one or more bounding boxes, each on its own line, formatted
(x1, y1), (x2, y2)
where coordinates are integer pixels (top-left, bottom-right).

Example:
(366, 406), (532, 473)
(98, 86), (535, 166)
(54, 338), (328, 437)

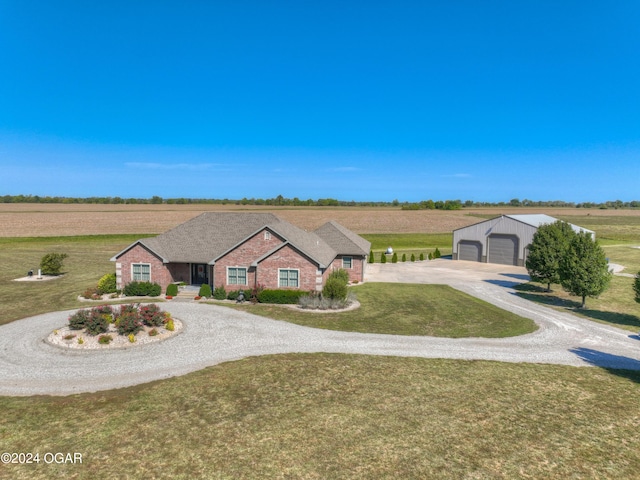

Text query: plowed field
(1, 203), (639, 237)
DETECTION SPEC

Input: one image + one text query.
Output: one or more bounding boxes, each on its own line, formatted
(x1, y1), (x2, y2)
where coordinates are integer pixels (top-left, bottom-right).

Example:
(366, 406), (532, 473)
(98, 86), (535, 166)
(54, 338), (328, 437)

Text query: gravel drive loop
(1, 259), (639, 396)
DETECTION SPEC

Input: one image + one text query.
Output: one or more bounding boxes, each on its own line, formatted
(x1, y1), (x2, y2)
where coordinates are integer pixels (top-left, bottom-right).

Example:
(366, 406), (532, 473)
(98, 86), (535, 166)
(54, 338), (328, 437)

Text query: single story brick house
(111, 212), (371, 292)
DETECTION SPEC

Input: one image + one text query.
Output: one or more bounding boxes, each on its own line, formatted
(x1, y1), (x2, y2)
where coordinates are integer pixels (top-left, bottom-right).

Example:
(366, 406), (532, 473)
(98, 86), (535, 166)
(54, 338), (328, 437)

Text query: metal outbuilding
(452, 214), (595, 266)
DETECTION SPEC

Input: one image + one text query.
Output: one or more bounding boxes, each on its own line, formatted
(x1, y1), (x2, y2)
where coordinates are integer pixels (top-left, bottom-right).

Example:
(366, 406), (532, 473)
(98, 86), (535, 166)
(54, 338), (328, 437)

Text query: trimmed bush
(420, 253), (424, 261)
(323, 277), (348, 301)
(402, 253), (407, 262)
(166, 283), (179, 297)
(392, 252), (398, 263)
(97, 273), (117, 294)
(199, 284), (212, 298)
(115, 307), (143, 335)
(139, 304), (166, 327)
(85, 309), (109, 336)
(98, 334), (113, 345)
(369, 250), (375, 263)
(166, 319), (175, 331)
(411, 253), (416, 262)
(68, 309), (91, 330)
(381, 253), (387, 264)
(257, 289), (308, 304)
(434, 247), (442, 258)
(123, 281), (161, 297)
(428, 252), (434, 260)
(213, 285), (227, 300)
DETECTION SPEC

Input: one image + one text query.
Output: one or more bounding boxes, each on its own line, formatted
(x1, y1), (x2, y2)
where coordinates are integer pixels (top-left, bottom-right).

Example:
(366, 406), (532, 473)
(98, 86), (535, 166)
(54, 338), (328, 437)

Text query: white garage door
(458, 241), (482, 262)
(488, 234), (518, 265)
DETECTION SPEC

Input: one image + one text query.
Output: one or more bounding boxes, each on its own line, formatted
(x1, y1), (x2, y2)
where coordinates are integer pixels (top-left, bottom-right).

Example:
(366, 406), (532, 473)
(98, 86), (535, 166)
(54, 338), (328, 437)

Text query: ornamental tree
(558, 231), (611, 308)
(525, 221), (576, 292)
(40, 252), (68, 275)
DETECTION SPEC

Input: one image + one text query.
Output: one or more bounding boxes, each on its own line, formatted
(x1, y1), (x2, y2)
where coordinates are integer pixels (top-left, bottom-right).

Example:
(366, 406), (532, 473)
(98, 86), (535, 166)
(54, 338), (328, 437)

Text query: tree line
(1, 194), (639, 209)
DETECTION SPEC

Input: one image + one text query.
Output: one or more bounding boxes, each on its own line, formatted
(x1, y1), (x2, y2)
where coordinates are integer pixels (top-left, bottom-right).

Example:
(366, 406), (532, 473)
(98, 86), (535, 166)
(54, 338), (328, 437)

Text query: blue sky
(1, 1), (638, 202)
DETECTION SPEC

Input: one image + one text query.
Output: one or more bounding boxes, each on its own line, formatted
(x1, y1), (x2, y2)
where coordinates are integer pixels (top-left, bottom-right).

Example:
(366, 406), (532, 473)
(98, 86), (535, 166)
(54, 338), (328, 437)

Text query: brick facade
(113, 223), (370, 293)
(115, 243), (173, 290)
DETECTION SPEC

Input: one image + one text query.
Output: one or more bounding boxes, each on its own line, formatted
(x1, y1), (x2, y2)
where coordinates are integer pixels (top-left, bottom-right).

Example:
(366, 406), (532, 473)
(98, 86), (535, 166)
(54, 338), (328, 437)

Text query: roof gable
(314, 220), (371, 256)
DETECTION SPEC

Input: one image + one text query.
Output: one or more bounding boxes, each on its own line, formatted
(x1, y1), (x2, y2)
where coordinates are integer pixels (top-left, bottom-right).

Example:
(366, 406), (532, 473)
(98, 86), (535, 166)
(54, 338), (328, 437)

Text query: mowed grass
(230, 283), (537, 338)
(2, 354), (639, 480)
(0, 235), (151, 325)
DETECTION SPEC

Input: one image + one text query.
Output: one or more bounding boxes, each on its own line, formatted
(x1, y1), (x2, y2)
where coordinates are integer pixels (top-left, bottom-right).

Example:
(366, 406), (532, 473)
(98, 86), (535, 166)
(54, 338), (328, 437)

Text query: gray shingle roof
(314, 220), (371, 256)
(113, 212), (368, 267)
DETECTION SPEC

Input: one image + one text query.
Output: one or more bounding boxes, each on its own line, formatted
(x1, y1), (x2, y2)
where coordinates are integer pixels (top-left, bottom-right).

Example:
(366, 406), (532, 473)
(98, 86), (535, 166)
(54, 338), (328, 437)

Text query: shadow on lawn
(571, 347), (640, 383)
(516, 289), (640, 330)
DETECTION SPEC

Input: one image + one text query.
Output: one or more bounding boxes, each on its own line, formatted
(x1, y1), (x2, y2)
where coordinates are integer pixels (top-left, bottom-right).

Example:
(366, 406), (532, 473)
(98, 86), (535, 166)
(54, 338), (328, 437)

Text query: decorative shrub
(63, 334), (76, 340)
(166, 319), (175, 331)
(77, 337), (84, 344)
(40, 252), (68, 275)
(428, 252), (434, 260)
(82, 286), (99, 300)
(323, 277), (348, 301)
(402, 254), (407, 262)
(68, 309), (91, 330)
(329, 268), (350, 284)
(380, 253), (387, 264)
(420, 253), (424, 261)
(213, 285), (227, 300)
(97, 273), (117, 294)
(391, 252), (398, 263)
(166, 283), (179, 297)
(411, 253), (416, 262)
(299, 291), (356, 310)
(257, 289), (308, 304)
(115, 306), (143, 335)
(98, 334), (113, 345)
(92, 305), (115, 322)
(369, 249), (375, 263)
(85, 309), (109, 336)
(148, 328), (159, 336)
(128, 333), (136, 343)
(139, 304), (166, 327)
(434, 247), (442, 258)
(199, 284), (212, 298)
(123, 281), (161, 297)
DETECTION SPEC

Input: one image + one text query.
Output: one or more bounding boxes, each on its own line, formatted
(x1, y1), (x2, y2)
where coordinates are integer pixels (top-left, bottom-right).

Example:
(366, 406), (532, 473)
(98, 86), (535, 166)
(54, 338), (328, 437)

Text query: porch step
(172, 286), (201, 302)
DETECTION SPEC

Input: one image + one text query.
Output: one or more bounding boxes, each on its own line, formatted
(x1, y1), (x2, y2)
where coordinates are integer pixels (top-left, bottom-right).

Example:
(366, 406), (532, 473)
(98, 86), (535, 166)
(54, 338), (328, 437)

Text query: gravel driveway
(1, 259), (639, 396)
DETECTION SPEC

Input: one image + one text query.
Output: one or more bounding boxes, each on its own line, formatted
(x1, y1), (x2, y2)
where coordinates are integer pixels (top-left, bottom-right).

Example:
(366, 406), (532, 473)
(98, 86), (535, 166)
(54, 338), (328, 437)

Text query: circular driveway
(1, 259), (639, 396)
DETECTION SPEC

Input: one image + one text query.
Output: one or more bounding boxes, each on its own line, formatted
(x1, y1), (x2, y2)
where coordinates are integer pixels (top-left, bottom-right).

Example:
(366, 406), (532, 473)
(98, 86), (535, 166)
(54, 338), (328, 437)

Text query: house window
(264, 231), (272, 240)
(342, 256), (353, 269)
(132, 263), (151, 281)
(279, 269), (299, 288)
(227, 267), (247, 285)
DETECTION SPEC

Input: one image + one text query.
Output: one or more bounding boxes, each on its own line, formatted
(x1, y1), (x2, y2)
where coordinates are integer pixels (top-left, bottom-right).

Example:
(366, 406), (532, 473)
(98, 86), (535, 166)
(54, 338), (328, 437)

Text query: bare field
(0, 203), (639, 237)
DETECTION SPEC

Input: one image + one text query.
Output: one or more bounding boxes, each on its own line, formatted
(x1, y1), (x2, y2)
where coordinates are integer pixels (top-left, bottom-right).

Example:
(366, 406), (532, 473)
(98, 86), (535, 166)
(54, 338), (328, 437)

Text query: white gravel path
(1, 259), (639, 396)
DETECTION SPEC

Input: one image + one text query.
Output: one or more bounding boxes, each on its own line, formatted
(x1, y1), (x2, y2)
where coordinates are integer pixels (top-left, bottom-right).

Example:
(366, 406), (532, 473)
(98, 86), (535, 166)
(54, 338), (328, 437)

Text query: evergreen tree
(392, 252), (398, 263)
(402, 253), (407, 262)
(634, 272), (640, 304)
(380, 252), (387, 264)
(369, 249), (375, 264)
(559, 232), (611, 308)
(525, 221), (576, 292)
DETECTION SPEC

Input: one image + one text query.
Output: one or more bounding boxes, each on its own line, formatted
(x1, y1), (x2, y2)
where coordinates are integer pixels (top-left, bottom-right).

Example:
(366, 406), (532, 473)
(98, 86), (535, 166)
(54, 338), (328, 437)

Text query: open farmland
(1, 203), (640, 237)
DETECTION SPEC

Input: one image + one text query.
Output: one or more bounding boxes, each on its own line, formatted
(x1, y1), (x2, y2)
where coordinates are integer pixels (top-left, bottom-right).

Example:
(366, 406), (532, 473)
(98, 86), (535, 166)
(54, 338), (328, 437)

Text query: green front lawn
(2, 354), (639, 479)
(229, 283), (537, 338)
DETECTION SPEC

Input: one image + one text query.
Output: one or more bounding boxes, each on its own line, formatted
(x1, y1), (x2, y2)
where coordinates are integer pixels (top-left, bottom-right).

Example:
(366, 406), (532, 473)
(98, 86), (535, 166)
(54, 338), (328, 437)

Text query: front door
(191, 263), (209, 285)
